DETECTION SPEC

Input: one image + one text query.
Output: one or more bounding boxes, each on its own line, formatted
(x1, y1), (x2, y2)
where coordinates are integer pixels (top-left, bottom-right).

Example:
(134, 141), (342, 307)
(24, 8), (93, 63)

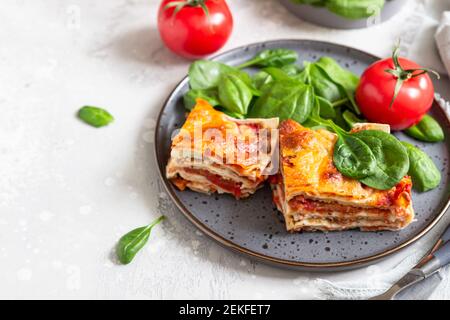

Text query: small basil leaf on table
(183, 89), (220, 110)
(333, 132), (377, 180)
(315, 57), (361, 114)
(355, 130), (410, 190)
(249, 80), (314, 124)
(116, 215), (166, 265)
(402, 142), (441, 192)
(237, 49), (299, 69)
(404, 115), (445, 142)
(218, 73), (253, 116)
(326, 0), (385, 20)
(78, 106), (114, 128)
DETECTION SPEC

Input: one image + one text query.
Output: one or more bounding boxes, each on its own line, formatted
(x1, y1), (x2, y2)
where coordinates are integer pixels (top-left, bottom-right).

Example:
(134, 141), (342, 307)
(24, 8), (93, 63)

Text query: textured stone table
(0, 0), (449, 299)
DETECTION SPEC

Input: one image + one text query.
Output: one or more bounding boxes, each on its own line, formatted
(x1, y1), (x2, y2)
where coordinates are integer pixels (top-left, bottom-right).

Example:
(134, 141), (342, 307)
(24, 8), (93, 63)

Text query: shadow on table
(111, 26), (189, 67)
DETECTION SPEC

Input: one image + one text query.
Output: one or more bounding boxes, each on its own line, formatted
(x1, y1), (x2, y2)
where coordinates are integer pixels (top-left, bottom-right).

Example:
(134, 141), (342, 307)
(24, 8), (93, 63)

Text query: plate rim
(154, 39), (450, 271)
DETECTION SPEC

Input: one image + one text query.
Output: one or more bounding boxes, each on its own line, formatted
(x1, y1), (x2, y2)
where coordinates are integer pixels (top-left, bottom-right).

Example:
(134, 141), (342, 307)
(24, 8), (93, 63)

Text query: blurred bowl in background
(279, 0), (409, 29)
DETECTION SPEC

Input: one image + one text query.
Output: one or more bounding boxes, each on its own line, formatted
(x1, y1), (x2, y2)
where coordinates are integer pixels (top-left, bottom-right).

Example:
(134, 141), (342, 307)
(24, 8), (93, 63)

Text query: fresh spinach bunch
(298, 58), (360, 114)
(186, 60), (258, 118)
(290, 0), (385, 20)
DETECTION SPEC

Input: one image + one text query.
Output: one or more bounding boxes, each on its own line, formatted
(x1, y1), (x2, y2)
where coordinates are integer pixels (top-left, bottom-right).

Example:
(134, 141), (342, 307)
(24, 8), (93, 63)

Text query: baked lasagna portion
(271, 120), (414, 232)
(166, 99), (279, 199)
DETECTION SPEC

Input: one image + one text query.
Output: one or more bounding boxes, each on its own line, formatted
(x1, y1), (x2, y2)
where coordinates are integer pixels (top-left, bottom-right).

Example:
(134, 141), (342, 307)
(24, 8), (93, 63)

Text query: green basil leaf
(404, 115), (445, 142)
(237, 49), (298, 69)
(333, 134), (377, 180)
(355, 130), (410, 190)
(249, 80), (314, 123)
(78, 106), (114, 128)
(218, 73), (253, 115)
(402, 142), (441, 192)
(116, 216), (165, 265)
(183, 89), (220, 110)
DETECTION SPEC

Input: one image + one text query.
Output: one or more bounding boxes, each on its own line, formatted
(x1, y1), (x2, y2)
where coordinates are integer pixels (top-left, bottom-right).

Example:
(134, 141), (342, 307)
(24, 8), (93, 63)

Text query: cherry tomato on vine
(356, 46), (439, 131)
(158, 0), (233, 59)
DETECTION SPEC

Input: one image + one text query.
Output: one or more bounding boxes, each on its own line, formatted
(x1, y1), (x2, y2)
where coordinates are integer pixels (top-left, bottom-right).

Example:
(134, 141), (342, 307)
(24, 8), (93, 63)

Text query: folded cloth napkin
(435, 12), (450, 76)
(397, 0), (449, 75)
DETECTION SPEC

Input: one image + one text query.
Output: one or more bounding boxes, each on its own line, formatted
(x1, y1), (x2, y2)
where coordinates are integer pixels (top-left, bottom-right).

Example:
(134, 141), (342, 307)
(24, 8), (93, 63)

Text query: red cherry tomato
(158, 0), (233, 59)
(356, 50), (436, 131)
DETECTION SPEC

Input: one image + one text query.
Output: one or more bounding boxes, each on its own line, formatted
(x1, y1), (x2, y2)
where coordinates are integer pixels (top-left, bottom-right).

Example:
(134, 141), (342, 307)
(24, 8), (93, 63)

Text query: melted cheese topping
(166, 99), (279, 198)
(170, 99), (279, 177)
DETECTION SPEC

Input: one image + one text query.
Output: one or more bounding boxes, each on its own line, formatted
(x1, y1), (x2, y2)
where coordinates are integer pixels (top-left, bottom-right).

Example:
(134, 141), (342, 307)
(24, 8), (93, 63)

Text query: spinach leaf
(252, 71), (273, 90)
(78, 106), (114, 128)
(189, 60), (235, 90)
(404, 115), (445, 143)
(116, 215), (165, 265)
(316, 96), (336, 119)
(183, 89), (220, 110)
(343, 110), (365, 128)
(218, 73), (253, 116)
(249, 80), (314, 123)
(326, 0), (385, 20)
(291, 0), (385, 20)
(355, 130), (410, 190)
(333, 132), (377, 180)
(237, 49), (298, 69)
(305, 112), (377, 179)
(307, 62), (346, 103)
(262, 67), (295, 82)
(402, 142), (441, 192)
(281, 64), (302, 76)
(315, 57), (360, 114)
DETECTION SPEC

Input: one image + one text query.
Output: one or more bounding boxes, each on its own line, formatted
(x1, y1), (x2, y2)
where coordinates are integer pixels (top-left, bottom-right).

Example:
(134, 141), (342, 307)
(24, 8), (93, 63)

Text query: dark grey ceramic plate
(155, 40), (450, 271)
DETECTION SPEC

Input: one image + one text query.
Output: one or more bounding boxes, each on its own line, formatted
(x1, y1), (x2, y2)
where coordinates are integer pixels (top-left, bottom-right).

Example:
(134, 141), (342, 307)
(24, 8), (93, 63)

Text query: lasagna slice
(271, 119), (414, 232)
(166, 99), (279, 199)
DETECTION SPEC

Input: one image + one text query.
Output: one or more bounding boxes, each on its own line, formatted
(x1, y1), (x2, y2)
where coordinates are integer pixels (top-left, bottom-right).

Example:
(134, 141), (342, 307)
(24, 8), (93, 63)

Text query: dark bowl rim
(154, 39), (450, 271)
